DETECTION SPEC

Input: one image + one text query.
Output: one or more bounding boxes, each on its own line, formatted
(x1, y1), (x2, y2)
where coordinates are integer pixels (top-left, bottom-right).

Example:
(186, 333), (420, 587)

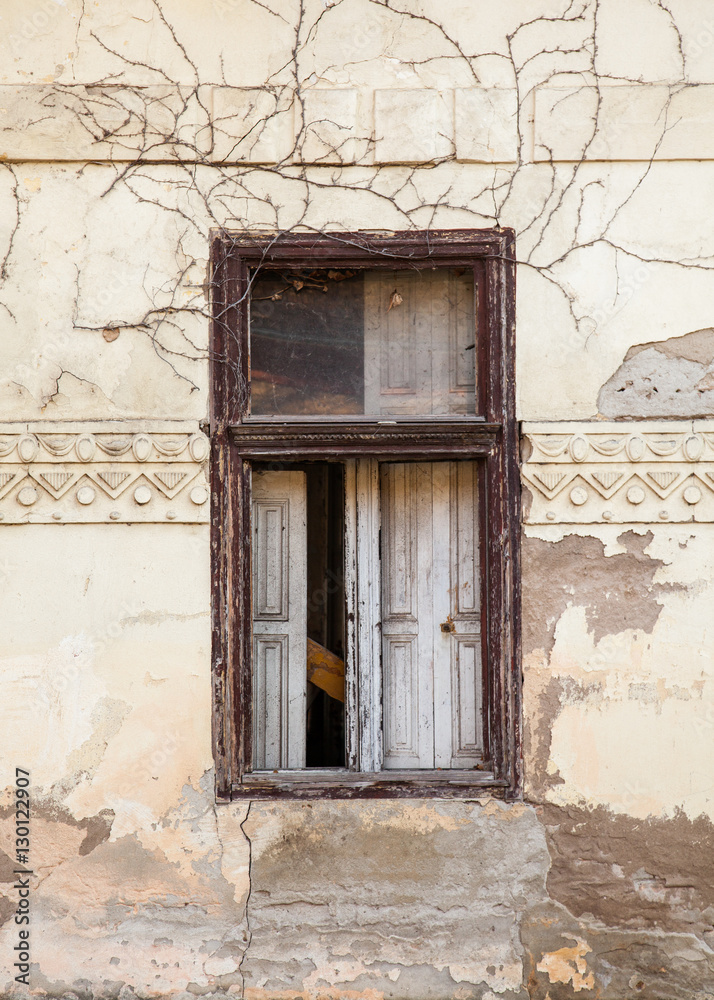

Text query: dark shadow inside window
(305, 462), (346, 767)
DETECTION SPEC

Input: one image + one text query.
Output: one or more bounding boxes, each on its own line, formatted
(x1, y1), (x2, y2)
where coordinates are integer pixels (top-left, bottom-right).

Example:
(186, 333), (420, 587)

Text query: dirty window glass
(249, 268), (476, 416)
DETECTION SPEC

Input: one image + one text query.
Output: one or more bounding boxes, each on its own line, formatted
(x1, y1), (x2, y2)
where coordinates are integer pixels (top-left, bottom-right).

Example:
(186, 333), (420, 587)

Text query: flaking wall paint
(1, 2), (714, 997)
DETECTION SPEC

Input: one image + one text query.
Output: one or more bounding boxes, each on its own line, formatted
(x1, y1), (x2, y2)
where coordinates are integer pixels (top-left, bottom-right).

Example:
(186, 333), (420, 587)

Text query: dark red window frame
(209, 229), (521, 800)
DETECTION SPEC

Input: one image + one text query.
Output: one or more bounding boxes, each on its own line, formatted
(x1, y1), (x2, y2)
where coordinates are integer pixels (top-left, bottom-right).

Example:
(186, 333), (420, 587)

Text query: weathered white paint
(252, 468), (307, 769)
(381, 461), (482, 768)
(363, 270), (475, 416)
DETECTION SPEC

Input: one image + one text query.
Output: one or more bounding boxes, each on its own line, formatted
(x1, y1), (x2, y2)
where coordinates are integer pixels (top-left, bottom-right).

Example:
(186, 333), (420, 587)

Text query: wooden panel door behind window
(380, 461), (483, 768)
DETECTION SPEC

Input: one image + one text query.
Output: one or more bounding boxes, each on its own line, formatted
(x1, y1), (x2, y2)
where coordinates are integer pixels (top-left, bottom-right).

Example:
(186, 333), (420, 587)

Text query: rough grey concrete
(241, 800), (549, 998)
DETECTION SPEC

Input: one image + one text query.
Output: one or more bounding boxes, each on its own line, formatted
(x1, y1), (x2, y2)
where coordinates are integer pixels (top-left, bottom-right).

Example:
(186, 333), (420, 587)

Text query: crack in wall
(238, 801), (253, 999)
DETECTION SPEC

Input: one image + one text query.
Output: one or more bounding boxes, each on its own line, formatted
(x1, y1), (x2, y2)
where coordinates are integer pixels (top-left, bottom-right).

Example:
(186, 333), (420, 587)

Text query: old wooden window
(211, 231), (520, 799)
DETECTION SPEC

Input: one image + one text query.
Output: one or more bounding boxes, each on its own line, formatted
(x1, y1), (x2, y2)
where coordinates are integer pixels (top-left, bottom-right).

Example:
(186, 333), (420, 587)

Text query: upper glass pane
(249, 268), (476, 416)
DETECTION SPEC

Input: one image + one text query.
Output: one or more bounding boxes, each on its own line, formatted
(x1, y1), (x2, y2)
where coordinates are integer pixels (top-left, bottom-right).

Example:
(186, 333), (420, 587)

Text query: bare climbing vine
(1, 0), (713, 408)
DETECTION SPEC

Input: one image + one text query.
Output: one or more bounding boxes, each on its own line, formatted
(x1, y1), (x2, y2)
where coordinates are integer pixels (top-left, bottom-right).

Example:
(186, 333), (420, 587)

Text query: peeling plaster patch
(1, 632), (109, 789)
(121, 609), (209, 627)
(628, 329), (714, 367)
(0, 893), (15, 927)
(545, 685), (714, 821)
(628, 680), (658, 703)
(338, 801), (474, 834)
(522, 526), (708, 808)
(522, 900), (714, 999)
(27, 833), (248, 991)
(536, 935), (594, 992)
(77, 809), (115, 856)
(300, 963), (518, 999)
(521, 530), (679, 657)
(65, 696), (131, 778)
(124, 773), (251, 910)
(525, 674), (568, 799)
(0, 798), (114, 911)
(599, 328), (714, 418)
(541, 804), (714, 938)
(0, 849), (14, 882)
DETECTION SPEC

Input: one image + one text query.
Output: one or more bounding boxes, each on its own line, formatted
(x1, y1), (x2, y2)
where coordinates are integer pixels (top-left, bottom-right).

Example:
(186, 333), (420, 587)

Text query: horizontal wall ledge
(533, 84), (714, 161)
(0, 421), (209, 524)
(521, 421), (714, 524)
(2, 83), (712, 165)
(0, 84), (518, 165)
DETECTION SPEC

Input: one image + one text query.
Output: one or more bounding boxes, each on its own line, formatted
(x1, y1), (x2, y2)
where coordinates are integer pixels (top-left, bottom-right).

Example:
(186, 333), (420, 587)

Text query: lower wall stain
(2, 789), (714, 998)
(540, 804), (714, 939)
(522, 900), (714, 999)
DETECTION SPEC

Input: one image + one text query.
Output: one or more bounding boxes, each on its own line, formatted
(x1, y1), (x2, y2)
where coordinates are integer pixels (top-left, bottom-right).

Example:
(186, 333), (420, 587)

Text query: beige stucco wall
(2, 2), (714, 997)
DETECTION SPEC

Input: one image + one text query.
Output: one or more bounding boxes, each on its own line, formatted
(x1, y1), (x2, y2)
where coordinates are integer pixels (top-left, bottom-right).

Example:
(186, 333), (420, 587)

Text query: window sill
(226, 768), (508, 800)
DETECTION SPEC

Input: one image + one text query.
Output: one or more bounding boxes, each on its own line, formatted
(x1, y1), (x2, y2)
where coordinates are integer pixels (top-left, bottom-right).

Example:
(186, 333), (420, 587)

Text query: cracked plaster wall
(2, 2), (714, 998)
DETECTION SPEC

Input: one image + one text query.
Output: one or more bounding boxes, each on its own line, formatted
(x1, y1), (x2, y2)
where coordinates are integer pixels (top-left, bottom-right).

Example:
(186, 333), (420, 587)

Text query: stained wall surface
(1, 2), (714, 998)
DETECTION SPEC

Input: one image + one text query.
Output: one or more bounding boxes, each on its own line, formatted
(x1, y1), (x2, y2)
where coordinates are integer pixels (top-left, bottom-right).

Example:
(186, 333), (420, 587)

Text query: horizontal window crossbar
(230, 419), (501, 458)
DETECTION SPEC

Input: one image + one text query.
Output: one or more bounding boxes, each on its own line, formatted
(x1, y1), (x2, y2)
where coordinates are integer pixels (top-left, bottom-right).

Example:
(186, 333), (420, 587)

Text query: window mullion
(354, 457), (382, 772)
(343, 459), (359, 771)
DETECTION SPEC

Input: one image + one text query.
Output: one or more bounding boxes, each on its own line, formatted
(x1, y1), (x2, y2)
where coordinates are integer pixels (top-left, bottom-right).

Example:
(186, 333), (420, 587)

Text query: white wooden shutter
(251, 469), (307, 769)
(381, 461), (483, 769)
(363, 271), (475, 416)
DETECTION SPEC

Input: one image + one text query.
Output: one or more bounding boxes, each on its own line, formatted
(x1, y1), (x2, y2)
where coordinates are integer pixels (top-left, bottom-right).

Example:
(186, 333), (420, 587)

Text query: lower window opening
(305, 463), (346, 767)
(250, 458), (484, 774)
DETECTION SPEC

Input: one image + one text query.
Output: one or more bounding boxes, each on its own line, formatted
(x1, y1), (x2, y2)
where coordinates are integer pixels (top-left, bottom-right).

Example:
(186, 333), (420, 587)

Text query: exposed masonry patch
(521, 900), (714, 1000)
(599, 329), (714, 418)
(521, 530), (681, 658)
(540, 804), (714, 940)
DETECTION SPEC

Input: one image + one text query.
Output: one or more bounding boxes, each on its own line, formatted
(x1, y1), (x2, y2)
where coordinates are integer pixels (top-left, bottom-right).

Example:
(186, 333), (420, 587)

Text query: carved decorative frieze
(10, 418), (711, 525)
(0, 422), (209, 524)
(522, 421), (714, 524)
